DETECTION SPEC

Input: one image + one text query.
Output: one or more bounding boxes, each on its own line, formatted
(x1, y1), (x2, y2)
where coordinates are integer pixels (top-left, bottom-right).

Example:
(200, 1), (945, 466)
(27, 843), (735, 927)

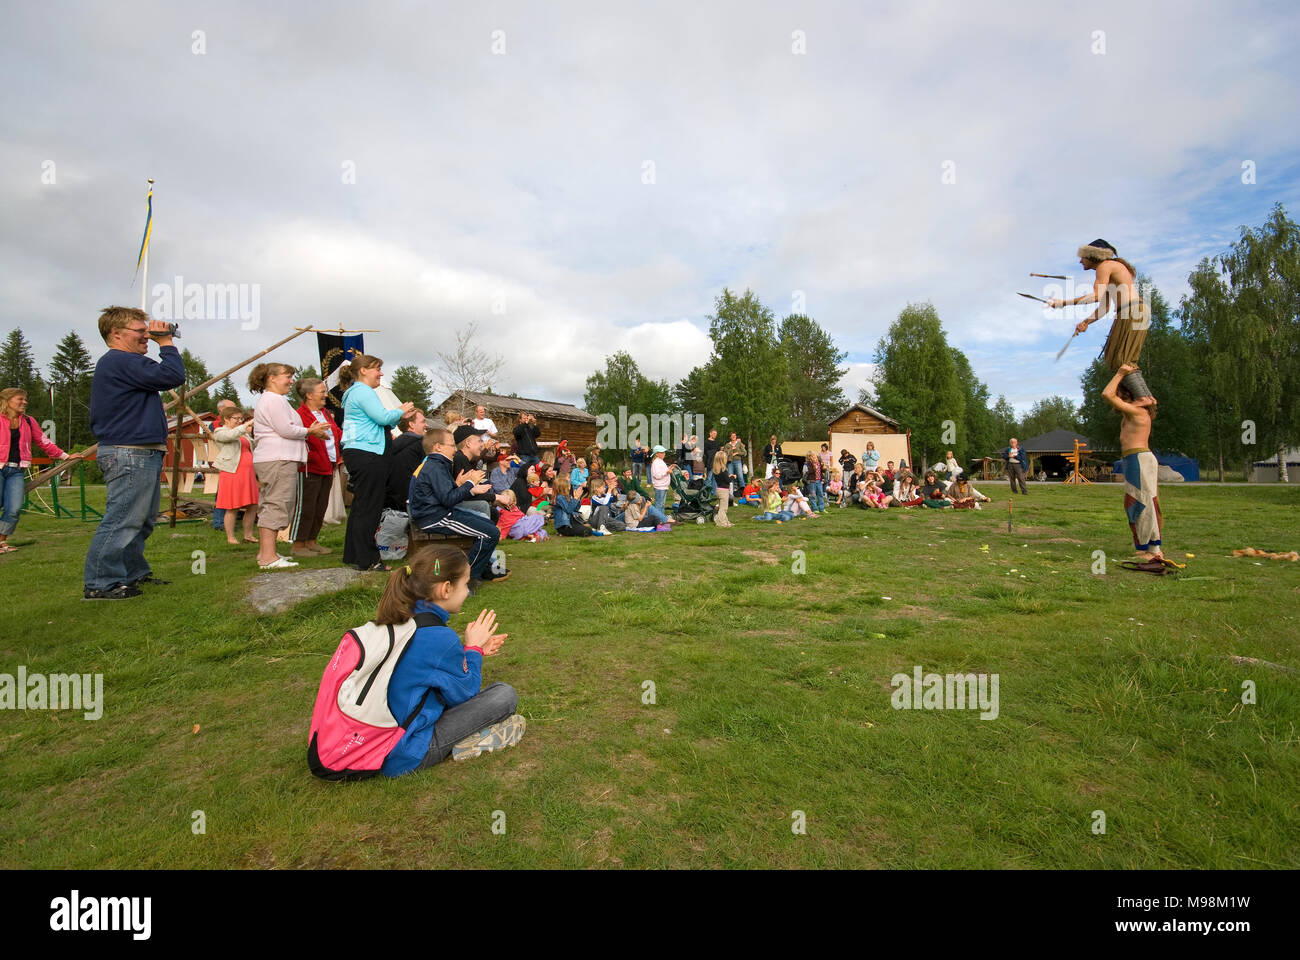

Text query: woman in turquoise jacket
(339, 355), (412, 570)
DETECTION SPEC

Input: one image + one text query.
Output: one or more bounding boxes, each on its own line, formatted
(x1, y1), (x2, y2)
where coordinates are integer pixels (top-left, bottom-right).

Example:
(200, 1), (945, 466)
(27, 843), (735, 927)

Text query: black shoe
(481, 569), (512, 583)
(133, 575), (171, 586)
(84, 583), (143, 600)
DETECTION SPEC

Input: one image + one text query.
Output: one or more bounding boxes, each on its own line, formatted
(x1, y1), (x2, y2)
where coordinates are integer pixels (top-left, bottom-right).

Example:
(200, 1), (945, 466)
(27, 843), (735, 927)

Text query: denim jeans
(211, 507), (226, 530)
(83, 445), (164, 590)
(416, 682), (519, 768)
(653, 487), (667, 514)
(807, 481), (826, 512)
(632, 461), (644, 482)
(421, 505), (501, 579)
(0, 464), (25, 536)
(727, 461), (746, 486)
(460, 499), (492, 519)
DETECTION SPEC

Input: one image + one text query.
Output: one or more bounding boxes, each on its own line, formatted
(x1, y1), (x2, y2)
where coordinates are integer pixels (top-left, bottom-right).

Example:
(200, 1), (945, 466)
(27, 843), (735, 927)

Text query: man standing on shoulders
(83, 307), (185, 599)
(1003, 437), (1029, 495)
(1103, 363), (1169, 573)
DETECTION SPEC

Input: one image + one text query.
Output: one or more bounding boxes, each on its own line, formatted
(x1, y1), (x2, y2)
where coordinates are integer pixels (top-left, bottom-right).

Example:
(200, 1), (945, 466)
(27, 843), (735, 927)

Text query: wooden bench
(407, 524), (477, 561)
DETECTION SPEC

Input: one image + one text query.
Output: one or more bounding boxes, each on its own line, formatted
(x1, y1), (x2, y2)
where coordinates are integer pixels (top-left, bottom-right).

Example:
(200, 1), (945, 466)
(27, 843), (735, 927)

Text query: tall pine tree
(778, 313), (848, 438)
(705, 289), (788, 464)
(869, 303), (964, 469)
(48, 331), (95, 449)
(0, 328), (52, 426)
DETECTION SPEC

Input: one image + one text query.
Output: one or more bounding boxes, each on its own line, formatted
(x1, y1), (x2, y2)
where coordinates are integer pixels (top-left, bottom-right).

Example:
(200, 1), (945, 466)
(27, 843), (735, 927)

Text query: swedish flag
(134, 181), (153, 274)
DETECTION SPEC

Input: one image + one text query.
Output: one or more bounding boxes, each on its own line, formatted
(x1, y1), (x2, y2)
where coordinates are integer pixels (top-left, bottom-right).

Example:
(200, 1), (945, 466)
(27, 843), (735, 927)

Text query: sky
(3, 0), (1298, 418)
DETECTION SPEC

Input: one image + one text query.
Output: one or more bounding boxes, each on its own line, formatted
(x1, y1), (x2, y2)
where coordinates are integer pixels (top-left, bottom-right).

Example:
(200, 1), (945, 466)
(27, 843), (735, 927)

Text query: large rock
(245, 567), (372, 614)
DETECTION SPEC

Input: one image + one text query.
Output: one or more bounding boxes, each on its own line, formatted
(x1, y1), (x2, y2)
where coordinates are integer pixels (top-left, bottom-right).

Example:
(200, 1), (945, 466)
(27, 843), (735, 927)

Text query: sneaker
(451, 714), (527, 761)
(481, 568), (512, 583)
(974, 503), (982, 510)
(84, 583), (142, 600)
(598, 525), (611, 536)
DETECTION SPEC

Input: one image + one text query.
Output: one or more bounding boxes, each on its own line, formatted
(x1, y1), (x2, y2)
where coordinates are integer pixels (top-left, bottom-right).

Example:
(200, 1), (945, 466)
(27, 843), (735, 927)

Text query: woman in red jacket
(294, 378), (343, 556)
(1, 387), (70, 553)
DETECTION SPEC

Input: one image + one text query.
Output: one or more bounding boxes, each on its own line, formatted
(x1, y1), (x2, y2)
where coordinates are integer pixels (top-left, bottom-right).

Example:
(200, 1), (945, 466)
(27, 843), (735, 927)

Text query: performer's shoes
(1117, 559), (1170, 575)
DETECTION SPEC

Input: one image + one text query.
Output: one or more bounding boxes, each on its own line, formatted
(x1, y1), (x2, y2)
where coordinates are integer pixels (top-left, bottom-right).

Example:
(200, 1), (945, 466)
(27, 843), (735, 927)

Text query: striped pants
(420, 506), (501, 579)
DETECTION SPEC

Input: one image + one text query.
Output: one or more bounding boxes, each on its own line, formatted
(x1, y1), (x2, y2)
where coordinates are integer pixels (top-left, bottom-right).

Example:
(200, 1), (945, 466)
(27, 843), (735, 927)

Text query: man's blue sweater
(89, 346), (186, 445)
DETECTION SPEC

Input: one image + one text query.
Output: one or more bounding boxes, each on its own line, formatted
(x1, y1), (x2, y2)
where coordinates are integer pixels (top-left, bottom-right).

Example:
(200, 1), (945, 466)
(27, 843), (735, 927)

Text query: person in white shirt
(941, 450), (961, 488)
(472, 404), (498, 439)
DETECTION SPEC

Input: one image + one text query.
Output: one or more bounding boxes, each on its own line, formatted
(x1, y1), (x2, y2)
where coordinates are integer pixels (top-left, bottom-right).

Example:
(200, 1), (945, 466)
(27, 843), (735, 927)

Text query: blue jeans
(416, 682), (519, 769)
(0, 464), (25, 536)
(212, 507), (226, 530)
(726, 461), (745, 486)
(807, 481), (826, 512)
(421, 505), (501, 580)
(753, 510), (794, 522)
(83, 445), (164, 590)
(653, 487), (667, 515)
(632, 461), (644, 482)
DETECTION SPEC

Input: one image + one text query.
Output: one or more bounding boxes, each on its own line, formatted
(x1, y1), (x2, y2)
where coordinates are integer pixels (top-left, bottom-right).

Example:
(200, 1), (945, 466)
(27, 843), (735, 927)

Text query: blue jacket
(409, 452), (475, 530)
(89, 346), (186, 445)
(552, 494), (582, 529)
(1003, 446), (1028, 469)
(381, 601), (484, 777)
(341, 383), (402, 454)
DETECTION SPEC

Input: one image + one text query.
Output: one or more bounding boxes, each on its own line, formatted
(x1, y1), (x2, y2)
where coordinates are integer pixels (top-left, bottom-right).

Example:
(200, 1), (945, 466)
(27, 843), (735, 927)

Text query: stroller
(670, 469), (716, 523)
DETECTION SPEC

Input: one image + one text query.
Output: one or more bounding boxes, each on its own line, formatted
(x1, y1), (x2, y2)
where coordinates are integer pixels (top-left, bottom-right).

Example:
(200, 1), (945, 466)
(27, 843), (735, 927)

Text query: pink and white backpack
(307, 618), (429, 780)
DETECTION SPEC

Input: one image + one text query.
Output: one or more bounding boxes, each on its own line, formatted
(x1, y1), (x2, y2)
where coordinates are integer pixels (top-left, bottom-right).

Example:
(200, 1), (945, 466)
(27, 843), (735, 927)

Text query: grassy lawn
(1, 480), (1297, 869)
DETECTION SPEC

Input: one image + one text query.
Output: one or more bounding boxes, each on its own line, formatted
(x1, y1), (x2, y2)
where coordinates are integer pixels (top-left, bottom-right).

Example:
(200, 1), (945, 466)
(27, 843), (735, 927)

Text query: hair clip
(434, 558), (440, 576)
(404, 564), (411, 575)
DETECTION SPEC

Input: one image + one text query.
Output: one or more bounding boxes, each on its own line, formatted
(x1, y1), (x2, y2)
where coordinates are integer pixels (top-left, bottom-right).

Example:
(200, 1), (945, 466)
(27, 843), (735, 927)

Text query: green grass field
(1, 481), (1297, 869)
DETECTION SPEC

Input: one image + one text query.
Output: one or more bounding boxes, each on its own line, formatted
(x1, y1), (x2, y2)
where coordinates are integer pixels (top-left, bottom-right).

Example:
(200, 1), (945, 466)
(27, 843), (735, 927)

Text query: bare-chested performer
(1047, 239), (1155, 404)
(1103, 362), (1166, 573)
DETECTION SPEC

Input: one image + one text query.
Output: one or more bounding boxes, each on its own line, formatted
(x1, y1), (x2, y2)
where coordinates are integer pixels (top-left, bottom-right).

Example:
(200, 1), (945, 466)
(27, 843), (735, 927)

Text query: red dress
(216, 437), (259, 509)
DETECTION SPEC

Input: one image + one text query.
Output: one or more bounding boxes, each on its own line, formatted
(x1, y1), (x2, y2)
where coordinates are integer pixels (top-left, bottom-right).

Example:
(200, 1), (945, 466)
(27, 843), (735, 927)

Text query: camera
(150, 322), (181, 339)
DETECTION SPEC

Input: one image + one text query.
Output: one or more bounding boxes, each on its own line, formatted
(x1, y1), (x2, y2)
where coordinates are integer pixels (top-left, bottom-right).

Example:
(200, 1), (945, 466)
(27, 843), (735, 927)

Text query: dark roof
(1022, 428), (1091, 453)
(436, 390), (597, 423)
(829, 403), (901, 429)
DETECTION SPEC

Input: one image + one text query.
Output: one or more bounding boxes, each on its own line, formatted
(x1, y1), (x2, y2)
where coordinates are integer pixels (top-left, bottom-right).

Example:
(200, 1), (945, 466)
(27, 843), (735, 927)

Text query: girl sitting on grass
(551, 475), (594, 537)
(921, 470), (952, 509)
(376, 547), (526, 776)
(752, 477), (794, 522)
(828, 468), (845, 507)
(784, 483), (818, 518)
(587, 476), (625, 533)
(496, 489), (548, 541)
(894, 472), (923, 507)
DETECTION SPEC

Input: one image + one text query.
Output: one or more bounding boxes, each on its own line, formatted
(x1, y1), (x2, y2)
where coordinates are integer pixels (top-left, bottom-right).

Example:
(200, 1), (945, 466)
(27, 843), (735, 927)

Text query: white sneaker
(974, 503), (982, 510)
(598, 525), (611, 535)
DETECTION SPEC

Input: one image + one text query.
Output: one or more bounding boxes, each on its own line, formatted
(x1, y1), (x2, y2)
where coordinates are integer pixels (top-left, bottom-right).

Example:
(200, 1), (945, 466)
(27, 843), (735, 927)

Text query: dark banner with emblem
(316, 333), (365, 423)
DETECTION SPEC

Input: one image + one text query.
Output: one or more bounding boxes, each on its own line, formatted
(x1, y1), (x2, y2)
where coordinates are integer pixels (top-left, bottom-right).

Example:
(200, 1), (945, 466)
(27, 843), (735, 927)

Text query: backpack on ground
(307, 614), (441, 780)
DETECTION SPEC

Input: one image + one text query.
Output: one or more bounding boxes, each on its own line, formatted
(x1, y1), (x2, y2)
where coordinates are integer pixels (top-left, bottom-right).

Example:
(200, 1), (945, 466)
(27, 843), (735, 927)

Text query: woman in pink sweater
(248, 363), (331, 569)
(1, 387), (70, 553)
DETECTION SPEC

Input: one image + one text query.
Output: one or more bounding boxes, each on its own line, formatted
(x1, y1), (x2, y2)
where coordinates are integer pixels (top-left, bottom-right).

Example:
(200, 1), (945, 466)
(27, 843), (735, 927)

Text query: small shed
(827, 404), (912, 472)
(431, 391), (599, 454)
(1021, 429), (1092, 480)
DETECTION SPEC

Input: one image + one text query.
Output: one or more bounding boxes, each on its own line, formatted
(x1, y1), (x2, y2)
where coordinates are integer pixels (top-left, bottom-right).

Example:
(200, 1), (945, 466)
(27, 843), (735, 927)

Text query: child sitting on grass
(784, 483), (818, 518)
(739, 480), (764, 506)
(894, 472), (923, 507)
(829, 468), (845, 507)
(551, 475), (594, 537)
(496, 489), (548, 541)
(377, 547), (525, 775)
(587, 476), (625, 533)
(920, 470), (952, 508)
(752, 477), (794, 522)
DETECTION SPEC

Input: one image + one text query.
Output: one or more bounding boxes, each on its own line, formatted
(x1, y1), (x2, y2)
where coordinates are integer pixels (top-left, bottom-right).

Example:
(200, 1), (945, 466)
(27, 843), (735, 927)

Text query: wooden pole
(24, 325), (317, 493)
(168, 383), (185, 526)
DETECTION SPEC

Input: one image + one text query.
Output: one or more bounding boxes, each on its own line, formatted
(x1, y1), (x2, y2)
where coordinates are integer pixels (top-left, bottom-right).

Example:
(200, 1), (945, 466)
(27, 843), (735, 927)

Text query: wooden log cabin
(430, 391), (599, 456)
